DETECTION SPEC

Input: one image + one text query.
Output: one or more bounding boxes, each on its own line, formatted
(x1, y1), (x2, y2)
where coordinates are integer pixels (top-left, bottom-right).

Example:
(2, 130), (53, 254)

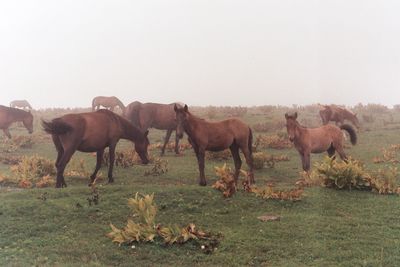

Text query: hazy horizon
(1, 1), (399, 109)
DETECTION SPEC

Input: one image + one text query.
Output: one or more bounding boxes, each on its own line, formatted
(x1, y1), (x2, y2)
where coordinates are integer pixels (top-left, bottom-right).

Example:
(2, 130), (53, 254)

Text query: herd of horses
(0, 96), (359, 188)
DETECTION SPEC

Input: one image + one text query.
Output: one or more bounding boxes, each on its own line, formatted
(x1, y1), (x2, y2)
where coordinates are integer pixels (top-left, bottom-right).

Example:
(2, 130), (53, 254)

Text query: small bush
(206, 150), (232, 161)
(144, 158), (168, 176)
(107, 193), (221, 251)
(212, 164), (236, 198)
(254, 134), (292, 150)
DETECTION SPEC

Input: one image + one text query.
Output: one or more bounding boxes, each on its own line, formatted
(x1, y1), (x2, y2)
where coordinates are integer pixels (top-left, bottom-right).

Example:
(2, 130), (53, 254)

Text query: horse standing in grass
(124, 102), (183, 156)
(285, 112), (357, 171)
(174, 104), (254, 186)
(0, 105), (33, 138)
(42, 109), (150, 188)
(92, 96), (125, 113)
(10, 100), (33, 110)
(319, 104), (360, 129)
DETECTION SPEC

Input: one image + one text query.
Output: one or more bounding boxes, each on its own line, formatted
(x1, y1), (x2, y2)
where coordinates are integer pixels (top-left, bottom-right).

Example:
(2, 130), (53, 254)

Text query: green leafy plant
(107, 193), (221, 250)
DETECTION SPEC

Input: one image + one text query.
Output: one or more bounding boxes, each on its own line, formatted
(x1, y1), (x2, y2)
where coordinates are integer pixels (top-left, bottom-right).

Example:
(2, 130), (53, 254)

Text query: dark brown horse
(10, 100), (33, 110)
(285, 112), (357, 171)
(319, 104), (360, 129)
(174, 104), (254, 186)
(0, 105), (33, 138)
(42, 109), (149, 188)
(124, 102), (183, 156)
(92, 96), (125, 113)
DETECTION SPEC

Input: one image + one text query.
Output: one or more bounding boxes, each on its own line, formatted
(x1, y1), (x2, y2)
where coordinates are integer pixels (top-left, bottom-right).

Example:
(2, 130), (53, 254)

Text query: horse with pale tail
(92, 96), (125, 113)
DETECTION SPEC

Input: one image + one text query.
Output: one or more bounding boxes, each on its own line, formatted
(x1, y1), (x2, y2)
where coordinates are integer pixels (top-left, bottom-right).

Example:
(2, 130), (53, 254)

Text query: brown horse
(319, 104), (360, 129)
(42, 109), (150, 188)
(174, 104), (254, 186)
(92, 96), (125, 113)
(124, 102), (183, 156)
(10, 100), (33, 110)
(0, 105), (33, 138)
(285, 112), (357, 171)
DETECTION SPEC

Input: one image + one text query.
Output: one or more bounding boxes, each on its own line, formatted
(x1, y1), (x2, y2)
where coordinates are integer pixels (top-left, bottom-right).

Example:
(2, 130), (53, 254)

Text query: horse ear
(294, 112), (298, 119)
(285, 113), (289, 119)
(174, 104), (178, 112)
(184, 105), (188, 112)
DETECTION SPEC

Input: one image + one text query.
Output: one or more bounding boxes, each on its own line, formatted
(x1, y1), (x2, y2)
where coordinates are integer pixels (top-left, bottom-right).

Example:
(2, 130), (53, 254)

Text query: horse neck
(119, 116), (142, 142)
(184, 112), (202, 136)
(9, 109), (28, 122)
(293, 122), (307, 143)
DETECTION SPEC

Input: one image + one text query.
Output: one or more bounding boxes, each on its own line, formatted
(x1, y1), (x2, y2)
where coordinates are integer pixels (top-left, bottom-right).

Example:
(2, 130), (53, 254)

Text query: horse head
(23, 111), (34, 134)
(134, 130), (150, 164)
(285, 112), (298, 142)
(174, 104), (189, 139)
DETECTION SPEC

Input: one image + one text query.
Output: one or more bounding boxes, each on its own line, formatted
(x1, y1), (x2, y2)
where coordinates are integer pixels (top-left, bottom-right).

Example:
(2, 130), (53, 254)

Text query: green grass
(1, 107), (400, 266)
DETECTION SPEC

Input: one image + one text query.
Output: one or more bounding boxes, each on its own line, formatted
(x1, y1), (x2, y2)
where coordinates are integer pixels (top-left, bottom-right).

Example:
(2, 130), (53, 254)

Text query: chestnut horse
(10, 100), (33, 110)
(285, 112), (357, 171)
(319, 104), (360, 129)
(124, 101), (183, 156)
(92, 96), (125, 113)
(174, 104), (254, 186)
(0, 105), (33, 138)
(42, 109), (149, 188)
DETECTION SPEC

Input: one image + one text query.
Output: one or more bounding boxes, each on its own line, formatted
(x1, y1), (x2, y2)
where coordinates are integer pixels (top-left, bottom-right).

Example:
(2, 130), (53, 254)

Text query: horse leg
(55, 147), (76, 188)
(90, 149), (105, 185)
(107, 143), (117, 183)
(336, 146), (348, 163)
(302, 152), (311, 171)
(196, 148), (207, 186)
(229, 144), (242, 184)
(327, 144), (336, 159)
(174, 131), (181, 155)
(161, 129), (173, 156)
(52, 135), (64, 167)
(3, 129), (11, 139)
(239, 145), (255, 184)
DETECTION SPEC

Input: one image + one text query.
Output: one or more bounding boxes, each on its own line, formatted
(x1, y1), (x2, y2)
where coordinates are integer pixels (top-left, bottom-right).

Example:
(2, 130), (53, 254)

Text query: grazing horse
(42, 109), (150, 188)
(10, 100), (33, 110)
(0, 105), (33, 138)
(92, 96), (125, 113)
(319, 104), (360, 129)
(285, 112), (357, 171)
(174, 104), (254, 186)
(124, 101), (183, 156)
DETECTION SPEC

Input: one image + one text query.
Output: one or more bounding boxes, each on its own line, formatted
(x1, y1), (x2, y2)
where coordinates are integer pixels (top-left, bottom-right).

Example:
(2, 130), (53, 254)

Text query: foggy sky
(1, 1), (399, 108)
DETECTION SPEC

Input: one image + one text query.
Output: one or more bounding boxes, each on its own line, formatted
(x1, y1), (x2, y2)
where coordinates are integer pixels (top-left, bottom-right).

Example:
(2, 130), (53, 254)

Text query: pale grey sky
(1, 0), (399, 108)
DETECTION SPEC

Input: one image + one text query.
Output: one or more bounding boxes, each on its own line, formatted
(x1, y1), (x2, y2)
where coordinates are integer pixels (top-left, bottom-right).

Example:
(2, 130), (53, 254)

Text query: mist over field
(1, 0), (400, 108)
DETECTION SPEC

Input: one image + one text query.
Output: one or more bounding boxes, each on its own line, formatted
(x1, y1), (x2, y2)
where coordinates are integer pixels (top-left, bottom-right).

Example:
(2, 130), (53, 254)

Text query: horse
(285, 112), (357, 171)
(42, 109), (150, 188)
(0, 105), (33, 138)
(174, 104), (254, 186)
(10, 100), (33, 110)
(124, 101), (183, 156)
(92, 96), (125, 113)
(319, 104), (360, 129)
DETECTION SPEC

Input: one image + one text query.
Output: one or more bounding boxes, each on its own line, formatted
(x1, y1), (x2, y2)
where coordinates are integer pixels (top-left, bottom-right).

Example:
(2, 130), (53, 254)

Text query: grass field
(1, 105), (400, 266)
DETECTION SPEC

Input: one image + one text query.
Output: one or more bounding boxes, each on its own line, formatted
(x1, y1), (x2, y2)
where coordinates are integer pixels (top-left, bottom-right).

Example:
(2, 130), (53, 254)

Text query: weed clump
(107, 193), (221, 252)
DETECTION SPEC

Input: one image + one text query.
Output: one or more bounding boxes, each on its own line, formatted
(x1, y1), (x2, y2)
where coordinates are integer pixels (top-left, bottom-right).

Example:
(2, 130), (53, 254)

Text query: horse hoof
(199, 181), (207, 186)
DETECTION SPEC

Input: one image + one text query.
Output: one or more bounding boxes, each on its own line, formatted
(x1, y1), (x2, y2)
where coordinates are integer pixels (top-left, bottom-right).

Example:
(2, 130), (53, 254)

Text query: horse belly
(77, 138), (109, 152)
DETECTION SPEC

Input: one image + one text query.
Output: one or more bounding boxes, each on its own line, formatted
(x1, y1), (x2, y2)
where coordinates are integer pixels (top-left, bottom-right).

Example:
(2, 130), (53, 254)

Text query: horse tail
(340, 124), (357, 145)
(92, 97), (97, 111)
(42, 119), (73, 135)
(248, 127), (253, 157)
